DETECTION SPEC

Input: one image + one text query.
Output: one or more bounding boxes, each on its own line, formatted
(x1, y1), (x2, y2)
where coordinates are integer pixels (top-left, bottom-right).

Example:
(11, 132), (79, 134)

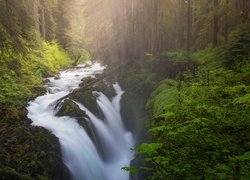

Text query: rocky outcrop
(55, 99), (98, 145)
(56, 99), (86, 118)
(69, 79), (115, 117)
(0, 110), (71, 180)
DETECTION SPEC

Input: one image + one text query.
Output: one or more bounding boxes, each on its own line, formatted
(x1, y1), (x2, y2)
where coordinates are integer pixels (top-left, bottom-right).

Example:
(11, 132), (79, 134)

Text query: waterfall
(27, 62), (134, 180)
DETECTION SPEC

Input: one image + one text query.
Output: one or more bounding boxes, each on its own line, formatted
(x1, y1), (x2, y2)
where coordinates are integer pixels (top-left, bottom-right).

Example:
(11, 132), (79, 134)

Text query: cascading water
(27, 62), (134, 180)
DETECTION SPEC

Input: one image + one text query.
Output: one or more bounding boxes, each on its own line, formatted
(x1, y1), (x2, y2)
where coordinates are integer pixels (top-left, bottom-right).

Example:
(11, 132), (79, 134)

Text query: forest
(0, 0), (249, 179)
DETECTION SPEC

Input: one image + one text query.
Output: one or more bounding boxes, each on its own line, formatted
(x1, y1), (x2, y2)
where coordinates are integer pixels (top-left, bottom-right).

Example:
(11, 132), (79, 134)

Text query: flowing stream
(27, 62), (135, 180)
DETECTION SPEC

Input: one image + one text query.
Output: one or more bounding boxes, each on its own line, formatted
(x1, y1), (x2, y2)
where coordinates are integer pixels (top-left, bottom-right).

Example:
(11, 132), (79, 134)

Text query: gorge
(27, 62), (134, 180)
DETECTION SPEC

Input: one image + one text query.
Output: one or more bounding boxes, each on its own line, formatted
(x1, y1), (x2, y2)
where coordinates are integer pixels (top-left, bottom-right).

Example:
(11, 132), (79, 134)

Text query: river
(27, 62), (135, 180)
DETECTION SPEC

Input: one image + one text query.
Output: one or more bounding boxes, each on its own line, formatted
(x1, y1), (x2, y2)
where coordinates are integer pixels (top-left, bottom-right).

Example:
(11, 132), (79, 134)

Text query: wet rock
(79, 76), (95, 87)
(55, 99), (97, 144)
(0, 109), (70, 180)
(69, 88), (98, 114)
(92, 91), (100, 98)
(93, 80), (115, 99)
(43, 79), (50, 84)
(56, 99), (86, 118)
(69, 80), (115, 115)
(83, 63), (91, 68)
(48, 87), (61, 94)
(54, 75), (60, 80)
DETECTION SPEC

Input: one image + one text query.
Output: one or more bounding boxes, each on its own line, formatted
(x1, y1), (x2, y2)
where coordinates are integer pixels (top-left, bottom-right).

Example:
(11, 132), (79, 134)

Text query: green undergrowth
(132, 24), (250, 179)
(0, 27), (72, 178)
(161, 50), (190, 62)
(141, 63), (250, 179)
(0, 28), (72, 117)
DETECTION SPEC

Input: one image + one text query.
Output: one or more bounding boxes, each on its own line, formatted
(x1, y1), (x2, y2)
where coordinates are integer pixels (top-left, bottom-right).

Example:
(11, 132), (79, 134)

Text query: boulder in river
(55, 99), (97, 145)
(54, 75), (60, 80)
(55, 99), (86, 118)
(43, 79), (50, 84)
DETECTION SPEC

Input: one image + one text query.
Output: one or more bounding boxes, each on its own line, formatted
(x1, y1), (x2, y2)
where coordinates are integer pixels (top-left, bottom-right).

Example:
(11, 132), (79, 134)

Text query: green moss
(0, 27), (72, 179)
(0, 28), (72, 117)
(55, 98), (98, 146)
(161, 50), (190, 62)
(70, 88), (98, 114)
(0, 167), (32, 180)
(139, 52), (250, 179)
(146, 79), (179, 117)
(69, 79), (115, 115)
(0, 110), (68, 179)
(56, 99), (86, 117)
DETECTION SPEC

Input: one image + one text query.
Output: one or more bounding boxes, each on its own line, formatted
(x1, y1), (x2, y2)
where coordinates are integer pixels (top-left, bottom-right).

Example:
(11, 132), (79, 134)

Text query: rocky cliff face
(0, 109), (70, 180)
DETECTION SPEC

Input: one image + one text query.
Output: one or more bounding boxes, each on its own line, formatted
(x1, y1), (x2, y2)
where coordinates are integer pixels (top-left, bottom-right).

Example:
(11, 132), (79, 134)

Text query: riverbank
(129, 24), (250, 179)
(0, 33), (75, 178)
(0, 107), (70, 179)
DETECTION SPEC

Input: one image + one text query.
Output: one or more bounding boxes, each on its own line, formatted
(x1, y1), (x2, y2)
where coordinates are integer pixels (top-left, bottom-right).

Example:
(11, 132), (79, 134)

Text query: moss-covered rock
(56, 99), (86, 118)
(93, 80), (115, 99)
(0, 109), (70, 180)
(55, 99), (98, 146)
(69, 88), (99, 114)
(69, 79), (115, 116)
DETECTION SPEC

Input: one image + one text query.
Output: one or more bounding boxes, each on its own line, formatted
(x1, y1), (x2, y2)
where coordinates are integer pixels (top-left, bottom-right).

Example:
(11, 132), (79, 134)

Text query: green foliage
(0, 1), (73, 179)
(161, 50), (190, 62)
(120, 61), (159, 96)
(121, 166), (138, 175)
(225, 23), (250, 69)
(0, 20), (71, 179)
(68, 47), (91, 65)
(146, 79), (178, 117)
(191, 46), (224, 65)
(138, 47), (250, 179)
(0, 27), (72, 117)
(137, 143), (163, 157)
(38, 41), (71, 75)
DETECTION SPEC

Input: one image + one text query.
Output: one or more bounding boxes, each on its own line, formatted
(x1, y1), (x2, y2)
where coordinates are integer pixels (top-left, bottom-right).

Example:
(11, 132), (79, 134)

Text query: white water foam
(27, 62), (134, 180)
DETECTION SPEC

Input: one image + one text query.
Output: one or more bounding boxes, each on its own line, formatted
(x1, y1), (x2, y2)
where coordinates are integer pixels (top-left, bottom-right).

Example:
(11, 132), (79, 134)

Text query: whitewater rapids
(27, 62), (135, 180)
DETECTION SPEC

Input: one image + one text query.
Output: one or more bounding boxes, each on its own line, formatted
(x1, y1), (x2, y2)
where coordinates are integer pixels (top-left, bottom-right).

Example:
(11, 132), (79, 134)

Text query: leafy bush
(225, 23), (250, 69)
(137, 53), (250, 179)
(67, 47), (91, 65)
(191, 46), (224, 65)
(0, 28), (72, 116)
(161, 50), (190, 62)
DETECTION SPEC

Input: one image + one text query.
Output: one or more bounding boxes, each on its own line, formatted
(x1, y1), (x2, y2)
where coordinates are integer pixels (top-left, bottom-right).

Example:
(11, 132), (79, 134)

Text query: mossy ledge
(0, 109), (70, 179)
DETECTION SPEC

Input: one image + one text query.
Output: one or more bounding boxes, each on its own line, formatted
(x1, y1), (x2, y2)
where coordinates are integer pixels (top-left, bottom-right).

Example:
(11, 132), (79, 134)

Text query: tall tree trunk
(131, 0), (137, 59)
(120, 0), (127, 65)
(187, 0), (192, 52)
(40, 7), (46, 39)
(224, 0), (229, 43)
(242, 0), (248, 22)
(33, 0), (40, 32)
(213, 0), (219, 47)
(126, 0), (133, 59)
(5, 0), (9, 9)
(150, 0), (158, 54)
(178, 0), (185, 49)
(233, 0), (240, 26)
(137, 0), (145, 61)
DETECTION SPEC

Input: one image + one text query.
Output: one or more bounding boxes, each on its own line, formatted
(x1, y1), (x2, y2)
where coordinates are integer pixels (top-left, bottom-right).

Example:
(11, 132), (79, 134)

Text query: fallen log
(52, 61), (133, 109)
